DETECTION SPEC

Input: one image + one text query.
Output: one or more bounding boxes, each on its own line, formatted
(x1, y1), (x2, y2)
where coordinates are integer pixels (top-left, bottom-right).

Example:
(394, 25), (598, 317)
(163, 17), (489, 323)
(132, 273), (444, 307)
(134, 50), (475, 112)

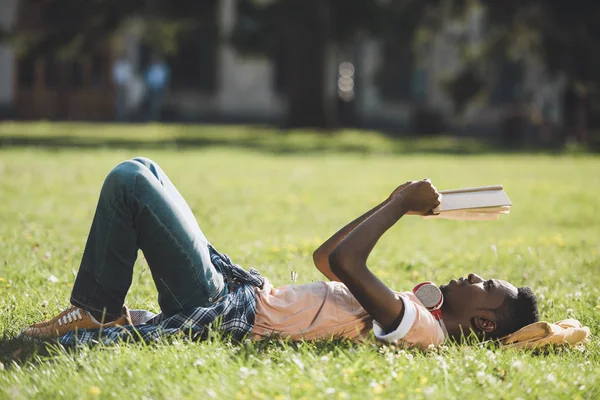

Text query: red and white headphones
(412, 281), (449, 338)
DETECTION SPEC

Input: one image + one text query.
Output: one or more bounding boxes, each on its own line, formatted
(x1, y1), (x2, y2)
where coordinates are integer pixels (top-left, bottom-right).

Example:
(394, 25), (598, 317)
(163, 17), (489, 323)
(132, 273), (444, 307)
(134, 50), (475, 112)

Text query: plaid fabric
(57, 246), (264, 347)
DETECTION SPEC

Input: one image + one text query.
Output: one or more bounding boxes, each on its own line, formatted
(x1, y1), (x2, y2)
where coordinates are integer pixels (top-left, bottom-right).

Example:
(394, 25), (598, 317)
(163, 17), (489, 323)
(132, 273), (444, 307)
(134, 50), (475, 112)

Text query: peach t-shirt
(250, 278), (445, 349)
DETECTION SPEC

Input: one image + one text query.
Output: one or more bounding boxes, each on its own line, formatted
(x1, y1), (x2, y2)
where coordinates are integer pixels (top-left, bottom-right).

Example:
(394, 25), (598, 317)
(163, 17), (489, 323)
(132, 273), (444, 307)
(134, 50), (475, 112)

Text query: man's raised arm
(312, 181), (415, 281)
(328, 180), (441, 333)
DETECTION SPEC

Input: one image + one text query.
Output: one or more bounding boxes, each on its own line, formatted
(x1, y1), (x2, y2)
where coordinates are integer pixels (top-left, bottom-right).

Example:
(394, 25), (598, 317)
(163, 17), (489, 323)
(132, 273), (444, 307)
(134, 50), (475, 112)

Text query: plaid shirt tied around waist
(58, 246), (264, 346)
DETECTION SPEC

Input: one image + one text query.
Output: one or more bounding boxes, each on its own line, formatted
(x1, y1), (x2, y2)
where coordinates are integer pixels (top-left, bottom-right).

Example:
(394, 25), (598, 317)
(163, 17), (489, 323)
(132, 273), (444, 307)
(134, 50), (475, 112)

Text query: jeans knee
(132, 156), (155, 169)
(103, 160), (146, 194)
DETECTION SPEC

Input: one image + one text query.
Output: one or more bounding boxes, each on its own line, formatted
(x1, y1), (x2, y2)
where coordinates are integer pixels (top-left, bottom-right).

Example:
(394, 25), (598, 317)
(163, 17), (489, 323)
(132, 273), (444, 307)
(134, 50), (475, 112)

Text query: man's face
(439, 273), (518, 337)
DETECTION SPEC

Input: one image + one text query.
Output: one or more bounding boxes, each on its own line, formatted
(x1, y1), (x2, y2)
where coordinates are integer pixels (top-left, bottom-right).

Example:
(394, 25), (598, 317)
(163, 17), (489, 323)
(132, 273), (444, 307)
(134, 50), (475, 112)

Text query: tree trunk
(282, 0), (333, 129)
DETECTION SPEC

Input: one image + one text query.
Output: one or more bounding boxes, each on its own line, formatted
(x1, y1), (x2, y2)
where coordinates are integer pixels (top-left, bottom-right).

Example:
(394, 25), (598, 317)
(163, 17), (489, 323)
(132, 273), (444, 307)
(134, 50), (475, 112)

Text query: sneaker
(21, 305), (133, 339)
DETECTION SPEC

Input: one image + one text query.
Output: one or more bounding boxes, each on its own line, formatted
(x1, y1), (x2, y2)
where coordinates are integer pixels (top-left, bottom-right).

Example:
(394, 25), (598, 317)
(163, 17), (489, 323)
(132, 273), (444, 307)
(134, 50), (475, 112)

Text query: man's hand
(393, 179), (441, 215)
(388, 181), (416, 201)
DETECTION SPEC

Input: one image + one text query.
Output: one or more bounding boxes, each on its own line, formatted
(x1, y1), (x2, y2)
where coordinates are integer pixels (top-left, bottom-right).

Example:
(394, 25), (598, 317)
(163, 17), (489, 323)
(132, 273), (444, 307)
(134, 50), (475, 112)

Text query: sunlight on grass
(0, 123), (599, 399)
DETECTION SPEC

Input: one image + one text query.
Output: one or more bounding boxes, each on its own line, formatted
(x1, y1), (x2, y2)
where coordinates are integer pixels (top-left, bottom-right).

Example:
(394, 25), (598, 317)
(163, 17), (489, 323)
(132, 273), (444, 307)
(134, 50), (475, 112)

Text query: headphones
(412, 281), (449, 338)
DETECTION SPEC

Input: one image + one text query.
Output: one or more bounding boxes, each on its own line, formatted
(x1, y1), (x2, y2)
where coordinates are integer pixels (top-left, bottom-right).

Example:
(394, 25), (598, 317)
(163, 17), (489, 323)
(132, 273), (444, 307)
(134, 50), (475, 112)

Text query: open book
(423, 185), (512, 221)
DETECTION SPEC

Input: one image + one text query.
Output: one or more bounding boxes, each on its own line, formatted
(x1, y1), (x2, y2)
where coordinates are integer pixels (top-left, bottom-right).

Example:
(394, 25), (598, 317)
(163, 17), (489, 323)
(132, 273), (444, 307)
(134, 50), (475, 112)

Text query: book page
(434, 189), (512, 212)
(423, 211), (500, 221)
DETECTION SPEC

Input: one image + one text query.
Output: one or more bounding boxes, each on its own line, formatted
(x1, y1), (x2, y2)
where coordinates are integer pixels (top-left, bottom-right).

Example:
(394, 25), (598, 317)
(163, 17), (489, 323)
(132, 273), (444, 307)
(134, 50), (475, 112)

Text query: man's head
(439, 273), (539, 341)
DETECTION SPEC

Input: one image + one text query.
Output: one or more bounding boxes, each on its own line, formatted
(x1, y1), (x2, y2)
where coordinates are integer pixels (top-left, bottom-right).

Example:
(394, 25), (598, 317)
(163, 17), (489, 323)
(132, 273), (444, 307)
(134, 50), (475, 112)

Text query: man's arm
(313, 181), (414, 281)
(328, 180), (440, 333)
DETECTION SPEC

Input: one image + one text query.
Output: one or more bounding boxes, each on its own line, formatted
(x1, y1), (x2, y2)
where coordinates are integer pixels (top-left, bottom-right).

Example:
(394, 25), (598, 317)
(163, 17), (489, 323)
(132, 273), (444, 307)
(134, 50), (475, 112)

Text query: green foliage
(231, 0), (435, 56)
(7, 0), (218, 59)
(443, 1), (600, 108)
(6, 0), (600, 119)
(0, 123), (599, 398)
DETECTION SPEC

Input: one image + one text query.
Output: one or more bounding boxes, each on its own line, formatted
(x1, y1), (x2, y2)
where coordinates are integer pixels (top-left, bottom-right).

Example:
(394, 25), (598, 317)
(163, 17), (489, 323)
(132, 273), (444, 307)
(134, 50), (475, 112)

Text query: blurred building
(0, 0), (566, 133)
(0, 0), (114, 120)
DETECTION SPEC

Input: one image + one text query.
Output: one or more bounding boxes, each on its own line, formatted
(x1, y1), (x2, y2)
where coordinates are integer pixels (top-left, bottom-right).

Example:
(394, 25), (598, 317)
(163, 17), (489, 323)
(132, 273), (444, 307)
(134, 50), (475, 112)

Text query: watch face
(413, 282), (443, 310)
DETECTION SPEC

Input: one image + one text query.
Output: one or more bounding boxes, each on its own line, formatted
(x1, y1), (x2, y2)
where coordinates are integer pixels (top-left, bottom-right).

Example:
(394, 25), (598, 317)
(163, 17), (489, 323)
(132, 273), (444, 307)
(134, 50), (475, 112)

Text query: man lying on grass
(22, 158), (539, 349)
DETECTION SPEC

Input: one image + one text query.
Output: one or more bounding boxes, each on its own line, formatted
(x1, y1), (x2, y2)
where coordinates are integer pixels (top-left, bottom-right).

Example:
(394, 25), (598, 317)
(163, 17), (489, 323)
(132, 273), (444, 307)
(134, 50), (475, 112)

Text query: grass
(0, 122), (598, 399)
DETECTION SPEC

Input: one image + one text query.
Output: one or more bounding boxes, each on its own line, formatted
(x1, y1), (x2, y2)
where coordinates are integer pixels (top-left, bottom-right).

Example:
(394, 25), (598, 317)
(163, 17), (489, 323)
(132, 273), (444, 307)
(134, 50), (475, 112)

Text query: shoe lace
(57, 307), (84, 326)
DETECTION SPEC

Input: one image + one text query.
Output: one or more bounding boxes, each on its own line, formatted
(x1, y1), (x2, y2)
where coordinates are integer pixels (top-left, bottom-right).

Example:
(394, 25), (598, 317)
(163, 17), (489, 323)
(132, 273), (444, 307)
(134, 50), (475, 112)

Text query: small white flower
(423, 385), (437, 397)
(325, 388), (336, 395)
(512, 360), (524, 370)
(291, 356), (304, 371)
(476, 371), (486, 382)
(206, 389), (217, 398)
(385, 353), (395, 365)
(538, 293), (546, 301)
(547, 373), (556, 383)
(193, 358), (205, 367)
(48, 275), (59, 283)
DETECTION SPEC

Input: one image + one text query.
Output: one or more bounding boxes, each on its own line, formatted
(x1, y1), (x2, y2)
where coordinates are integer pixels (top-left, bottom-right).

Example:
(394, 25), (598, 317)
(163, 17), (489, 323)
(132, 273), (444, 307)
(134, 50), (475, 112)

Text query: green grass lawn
(0, 123), (598, 399)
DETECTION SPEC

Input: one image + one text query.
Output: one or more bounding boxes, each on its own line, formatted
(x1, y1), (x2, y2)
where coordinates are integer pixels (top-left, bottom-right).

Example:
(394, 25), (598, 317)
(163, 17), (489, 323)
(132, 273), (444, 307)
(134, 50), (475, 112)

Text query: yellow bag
(501, 319), (590, 350)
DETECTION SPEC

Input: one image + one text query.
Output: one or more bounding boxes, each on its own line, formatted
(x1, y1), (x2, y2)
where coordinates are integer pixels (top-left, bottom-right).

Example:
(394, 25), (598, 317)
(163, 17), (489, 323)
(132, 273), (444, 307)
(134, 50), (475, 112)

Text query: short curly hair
(487, 286), (540, 339)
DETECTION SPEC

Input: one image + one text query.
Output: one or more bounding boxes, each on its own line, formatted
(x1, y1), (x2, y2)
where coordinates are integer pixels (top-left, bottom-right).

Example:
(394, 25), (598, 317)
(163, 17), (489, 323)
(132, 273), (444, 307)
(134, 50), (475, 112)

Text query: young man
(22, 158), (539, 349)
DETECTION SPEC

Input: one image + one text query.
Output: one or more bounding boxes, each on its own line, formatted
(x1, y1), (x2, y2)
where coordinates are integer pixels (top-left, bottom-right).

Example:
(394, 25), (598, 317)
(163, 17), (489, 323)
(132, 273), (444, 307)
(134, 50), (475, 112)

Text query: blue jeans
(70, 157), (226, 319)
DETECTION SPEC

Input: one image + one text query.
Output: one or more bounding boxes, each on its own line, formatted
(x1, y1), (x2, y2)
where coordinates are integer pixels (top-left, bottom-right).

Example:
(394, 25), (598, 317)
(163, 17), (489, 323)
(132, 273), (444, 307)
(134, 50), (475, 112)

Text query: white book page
(434, 189), (512, 212)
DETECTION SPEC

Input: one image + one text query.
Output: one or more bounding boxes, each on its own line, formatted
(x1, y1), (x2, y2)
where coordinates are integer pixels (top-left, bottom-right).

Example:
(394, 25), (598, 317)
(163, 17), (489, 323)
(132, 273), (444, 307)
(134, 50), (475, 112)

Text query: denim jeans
(70, 157), (226, 319)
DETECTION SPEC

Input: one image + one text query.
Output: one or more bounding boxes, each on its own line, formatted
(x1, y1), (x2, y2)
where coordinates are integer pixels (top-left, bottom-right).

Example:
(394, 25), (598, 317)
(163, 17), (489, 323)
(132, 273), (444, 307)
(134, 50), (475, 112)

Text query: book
(423, 185), (512, 221)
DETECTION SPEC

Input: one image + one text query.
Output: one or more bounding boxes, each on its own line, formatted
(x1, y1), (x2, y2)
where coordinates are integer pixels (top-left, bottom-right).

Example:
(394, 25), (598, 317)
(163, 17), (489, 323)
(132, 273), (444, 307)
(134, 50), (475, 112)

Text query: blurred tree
(445, 1), (600, 144)
(6, 0), (217, 59)
(231, 0), (385, 128)
(5, 0), (439, 129)
(6, 0), (600, 134)
(231, 0), (438, 128)
(3, 0), (217, 119)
